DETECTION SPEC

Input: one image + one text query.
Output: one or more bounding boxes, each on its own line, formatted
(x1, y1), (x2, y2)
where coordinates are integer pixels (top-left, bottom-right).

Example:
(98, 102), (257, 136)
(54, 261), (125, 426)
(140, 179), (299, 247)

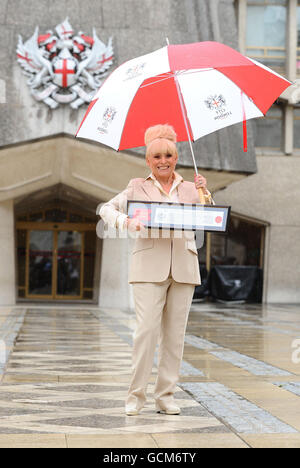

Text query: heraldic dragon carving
(16, 18), (114, 109)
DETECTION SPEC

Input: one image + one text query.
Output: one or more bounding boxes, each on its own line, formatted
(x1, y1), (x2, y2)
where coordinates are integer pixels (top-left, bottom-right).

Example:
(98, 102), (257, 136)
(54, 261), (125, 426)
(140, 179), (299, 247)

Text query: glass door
(27, 230), (53, 297)
(56, 231), (82, 298)
(17, 220), (96, 301)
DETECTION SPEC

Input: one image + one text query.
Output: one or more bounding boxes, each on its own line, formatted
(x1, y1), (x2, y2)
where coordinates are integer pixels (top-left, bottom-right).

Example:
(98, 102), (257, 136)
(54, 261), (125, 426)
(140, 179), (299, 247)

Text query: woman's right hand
(125, 217), (146, 232)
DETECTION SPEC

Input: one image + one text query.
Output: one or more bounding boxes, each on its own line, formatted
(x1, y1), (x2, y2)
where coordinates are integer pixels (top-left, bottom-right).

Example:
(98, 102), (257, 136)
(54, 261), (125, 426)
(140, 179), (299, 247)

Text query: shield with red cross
(53, 57), (76, 88)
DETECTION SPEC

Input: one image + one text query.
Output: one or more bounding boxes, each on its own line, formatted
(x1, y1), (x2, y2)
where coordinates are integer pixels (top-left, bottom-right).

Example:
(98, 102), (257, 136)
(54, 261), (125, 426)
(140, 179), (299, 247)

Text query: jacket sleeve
(99, 179), (134, 230)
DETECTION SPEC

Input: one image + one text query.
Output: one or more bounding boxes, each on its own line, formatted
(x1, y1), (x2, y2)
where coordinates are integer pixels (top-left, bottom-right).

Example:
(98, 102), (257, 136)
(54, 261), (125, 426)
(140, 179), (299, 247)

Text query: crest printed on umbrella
(97, 107), (117, 134)
(16, 17), (114, 109)
(124, 63), (147, 81)
(205, 94), (226, 111)
(205, 94), (232, 120)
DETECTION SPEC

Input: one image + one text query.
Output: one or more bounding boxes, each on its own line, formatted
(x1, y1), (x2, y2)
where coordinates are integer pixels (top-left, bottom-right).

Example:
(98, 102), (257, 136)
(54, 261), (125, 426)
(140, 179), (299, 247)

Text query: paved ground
(0, 302), (300, 448)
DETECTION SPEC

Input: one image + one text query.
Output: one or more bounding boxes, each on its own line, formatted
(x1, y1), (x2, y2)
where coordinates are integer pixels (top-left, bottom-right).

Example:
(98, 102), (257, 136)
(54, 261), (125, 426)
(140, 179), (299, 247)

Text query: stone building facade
(0, 0), (299, 306)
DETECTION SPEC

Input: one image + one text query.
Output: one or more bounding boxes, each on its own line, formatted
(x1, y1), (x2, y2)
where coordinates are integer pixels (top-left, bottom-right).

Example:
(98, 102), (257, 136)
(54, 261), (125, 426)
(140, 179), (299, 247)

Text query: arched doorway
(15, 185), (99, 301)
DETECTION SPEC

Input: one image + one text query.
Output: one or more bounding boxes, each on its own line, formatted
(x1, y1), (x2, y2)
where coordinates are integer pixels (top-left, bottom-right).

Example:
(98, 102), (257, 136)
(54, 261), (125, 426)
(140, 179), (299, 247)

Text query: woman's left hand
(194, 173), (207, 191)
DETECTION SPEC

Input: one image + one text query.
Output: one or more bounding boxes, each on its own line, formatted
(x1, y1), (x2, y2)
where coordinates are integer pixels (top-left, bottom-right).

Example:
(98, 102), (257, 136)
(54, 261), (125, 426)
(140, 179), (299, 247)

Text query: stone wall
(0, 0), (257, 173)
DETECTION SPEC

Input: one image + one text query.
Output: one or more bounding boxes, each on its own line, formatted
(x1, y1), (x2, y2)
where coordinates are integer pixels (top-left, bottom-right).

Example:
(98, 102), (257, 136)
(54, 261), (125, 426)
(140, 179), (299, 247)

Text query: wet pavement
(0, 302), (300, 448)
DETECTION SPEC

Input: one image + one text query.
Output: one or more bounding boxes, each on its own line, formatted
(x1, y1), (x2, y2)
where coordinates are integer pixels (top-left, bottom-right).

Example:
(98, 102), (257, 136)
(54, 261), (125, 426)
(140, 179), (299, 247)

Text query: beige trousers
(126, 275), (195, 409)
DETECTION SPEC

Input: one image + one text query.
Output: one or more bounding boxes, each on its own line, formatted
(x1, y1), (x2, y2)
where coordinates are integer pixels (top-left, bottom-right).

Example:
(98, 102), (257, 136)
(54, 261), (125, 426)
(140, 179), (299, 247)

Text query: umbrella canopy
(76, 41), (291, 152)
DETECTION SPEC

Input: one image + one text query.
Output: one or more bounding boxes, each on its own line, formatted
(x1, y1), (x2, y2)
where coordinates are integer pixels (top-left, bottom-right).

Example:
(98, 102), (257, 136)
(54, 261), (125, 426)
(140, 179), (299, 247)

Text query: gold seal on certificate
(127, 200), (231, 232)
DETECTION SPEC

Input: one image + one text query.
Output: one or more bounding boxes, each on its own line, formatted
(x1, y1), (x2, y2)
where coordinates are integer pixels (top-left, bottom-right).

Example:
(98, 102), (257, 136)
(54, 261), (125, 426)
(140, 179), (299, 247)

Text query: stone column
(0, 200), (16, 305)
(283, 105), (294, 155)
(237, 0), (247, 54)
(286, 0), (298, 82)
(99, 236), (134, 310)
(283, 0), (298, 154)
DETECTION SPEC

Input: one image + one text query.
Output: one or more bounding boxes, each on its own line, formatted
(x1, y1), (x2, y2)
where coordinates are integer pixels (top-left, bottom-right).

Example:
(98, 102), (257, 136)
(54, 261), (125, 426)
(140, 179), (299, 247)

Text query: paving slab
(0, 303), (299, 447)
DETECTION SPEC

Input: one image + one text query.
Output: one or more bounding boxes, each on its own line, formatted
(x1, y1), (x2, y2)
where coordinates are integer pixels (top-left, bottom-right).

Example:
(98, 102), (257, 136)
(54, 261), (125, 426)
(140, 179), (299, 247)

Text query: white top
(145, 171), (182, 203)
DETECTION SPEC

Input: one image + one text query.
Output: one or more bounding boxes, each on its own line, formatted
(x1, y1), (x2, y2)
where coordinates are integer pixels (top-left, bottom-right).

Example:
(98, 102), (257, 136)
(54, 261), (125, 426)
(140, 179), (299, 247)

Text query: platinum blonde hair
(145, 124), (178, 159)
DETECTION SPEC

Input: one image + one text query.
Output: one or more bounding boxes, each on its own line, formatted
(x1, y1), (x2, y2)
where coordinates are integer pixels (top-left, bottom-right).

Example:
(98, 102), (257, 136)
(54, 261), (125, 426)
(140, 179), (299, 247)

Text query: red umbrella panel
(76, 41), (291, 152)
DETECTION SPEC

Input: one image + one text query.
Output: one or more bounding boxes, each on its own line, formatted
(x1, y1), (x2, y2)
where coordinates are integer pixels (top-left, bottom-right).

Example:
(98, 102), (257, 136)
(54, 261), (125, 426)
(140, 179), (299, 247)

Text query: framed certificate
(127, 200), (231, 233)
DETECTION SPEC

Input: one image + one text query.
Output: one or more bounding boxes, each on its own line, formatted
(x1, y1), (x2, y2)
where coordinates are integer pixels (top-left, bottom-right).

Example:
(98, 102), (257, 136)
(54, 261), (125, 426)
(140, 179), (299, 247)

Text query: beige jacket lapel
(141, 178), (163, 201)
(177, 180), (199, 204)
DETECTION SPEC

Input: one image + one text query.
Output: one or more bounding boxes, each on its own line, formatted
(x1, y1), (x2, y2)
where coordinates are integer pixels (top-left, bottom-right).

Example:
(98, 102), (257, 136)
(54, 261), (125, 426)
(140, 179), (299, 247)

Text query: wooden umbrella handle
(198, 187), (206, 204)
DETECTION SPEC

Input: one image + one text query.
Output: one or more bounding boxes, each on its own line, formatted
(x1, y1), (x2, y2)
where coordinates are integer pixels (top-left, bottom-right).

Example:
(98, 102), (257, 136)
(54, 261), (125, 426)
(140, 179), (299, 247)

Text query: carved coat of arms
(16, 18), (114, 109)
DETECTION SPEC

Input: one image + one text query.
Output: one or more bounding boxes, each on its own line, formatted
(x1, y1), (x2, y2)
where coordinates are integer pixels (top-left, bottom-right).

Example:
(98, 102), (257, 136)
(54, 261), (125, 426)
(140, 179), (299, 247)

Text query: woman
(99, 124), (213, 416)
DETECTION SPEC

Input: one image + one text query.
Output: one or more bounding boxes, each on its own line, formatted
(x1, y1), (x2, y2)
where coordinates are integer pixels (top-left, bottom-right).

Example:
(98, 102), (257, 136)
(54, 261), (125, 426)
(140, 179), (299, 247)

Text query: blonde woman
(99, 124), (213, 415)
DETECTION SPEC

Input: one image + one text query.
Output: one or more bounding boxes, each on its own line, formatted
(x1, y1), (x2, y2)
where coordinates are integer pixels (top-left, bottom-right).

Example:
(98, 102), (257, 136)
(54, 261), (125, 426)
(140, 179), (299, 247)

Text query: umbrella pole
(174, 74), (206, 204)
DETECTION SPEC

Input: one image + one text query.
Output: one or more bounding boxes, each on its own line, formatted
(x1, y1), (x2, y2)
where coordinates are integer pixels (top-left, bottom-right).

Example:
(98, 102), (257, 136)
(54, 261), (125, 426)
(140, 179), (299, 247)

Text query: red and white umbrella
(76, 40), (291, 167)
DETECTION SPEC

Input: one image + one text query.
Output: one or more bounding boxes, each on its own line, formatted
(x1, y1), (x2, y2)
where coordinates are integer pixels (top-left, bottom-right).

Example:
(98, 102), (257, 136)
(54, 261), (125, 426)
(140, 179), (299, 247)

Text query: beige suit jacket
(100, 176), (213, 285)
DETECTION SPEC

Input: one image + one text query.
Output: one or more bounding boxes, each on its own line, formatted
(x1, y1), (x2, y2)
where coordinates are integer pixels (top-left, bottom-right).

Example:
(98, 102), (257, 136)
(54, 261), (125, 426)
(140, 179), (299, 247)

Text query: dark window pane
(294, 109), (300, 147)
(28, 230), (53, 295)
(83, 290), (93, 299)
(17, 230), (26, 287)
(57, 231), (82, 296)
(298, 6), (300, 47)
(29, 212), (43, 222)
(298, 6), (300, 69)
(84, 231), (96, 289)
(45, 209), (67, 222)
(253, 105), (282, 148)
(69, 213), (83, 223)
(18, 289), (25, 298)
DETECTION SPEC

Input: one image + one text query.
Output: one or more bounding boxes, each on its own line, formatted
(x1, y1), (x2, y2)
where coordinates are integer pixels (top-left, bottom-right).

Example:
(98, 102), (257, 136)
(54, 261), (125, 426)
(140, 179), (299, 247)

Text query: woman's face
(146, 151), (178, 181)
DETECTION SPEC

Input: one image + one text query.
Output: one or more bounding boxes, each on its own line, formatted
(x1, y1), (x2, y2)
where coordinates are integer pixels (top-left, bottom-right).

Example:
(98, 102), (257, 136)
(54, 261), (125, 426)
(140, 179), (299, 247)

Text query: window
(238, 0), (300, 152)
(297, 5), (300, 71)
(17, 205), (94, 224)
(294, 108), (300, 147)
(246, 0), (287, 69)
